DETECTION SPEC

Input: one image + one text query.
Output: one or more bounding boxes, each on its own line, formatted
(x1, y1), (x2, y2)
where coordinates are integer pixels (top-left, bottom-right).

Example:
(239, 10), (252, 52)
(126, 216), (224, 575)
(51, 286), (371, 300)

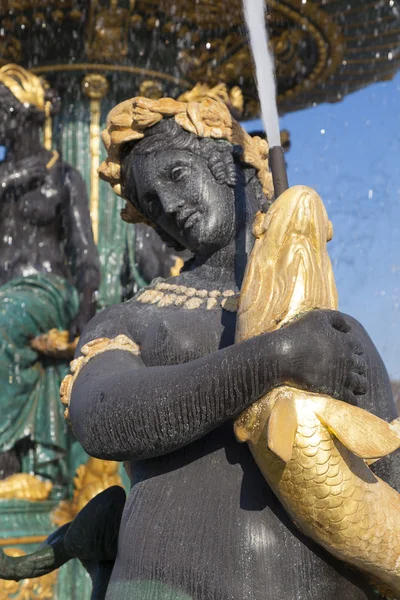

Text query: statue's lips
(176, 210), (199, 230)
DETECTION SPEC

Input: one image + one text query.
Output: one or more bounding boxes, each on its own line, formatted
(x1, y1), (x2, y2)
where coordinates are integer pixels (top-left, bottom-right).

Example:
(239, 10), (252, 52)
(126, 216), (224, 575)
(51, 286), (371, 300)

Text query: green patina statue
(0, 64), (100, 497)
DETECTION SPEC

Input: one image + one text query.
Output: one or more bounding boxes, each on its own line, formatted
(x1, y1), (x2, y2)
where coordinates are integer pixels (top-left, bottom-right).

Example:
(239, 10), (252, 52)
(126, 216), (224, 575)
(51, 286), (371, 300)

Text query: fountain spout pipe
(269, 145), (289, 199)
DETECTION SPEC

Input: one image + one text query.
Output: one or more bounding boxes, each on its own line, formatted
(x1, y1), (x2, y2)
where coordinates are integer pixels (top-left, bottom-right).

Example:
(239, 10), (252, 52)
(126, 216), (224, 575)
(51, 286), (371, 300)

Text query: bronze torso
(66, 268), (395, 600)
(0, 157), (70, 285)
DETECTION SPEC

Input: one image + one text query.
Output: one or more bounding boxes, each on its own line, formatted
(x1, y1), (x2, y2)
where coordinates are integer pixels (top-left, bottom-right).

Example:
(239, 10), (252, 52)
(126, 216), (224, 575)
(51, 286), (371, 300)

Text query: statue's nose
(158, 190), (183, 216)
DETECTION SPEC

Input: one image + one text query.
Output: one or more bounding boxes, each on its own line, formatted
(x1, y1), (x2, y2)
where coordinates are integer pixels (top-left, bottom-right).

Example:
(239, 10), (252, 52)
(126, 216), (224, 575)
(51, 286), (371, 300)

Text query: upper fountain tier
(1, 0), (399, 117)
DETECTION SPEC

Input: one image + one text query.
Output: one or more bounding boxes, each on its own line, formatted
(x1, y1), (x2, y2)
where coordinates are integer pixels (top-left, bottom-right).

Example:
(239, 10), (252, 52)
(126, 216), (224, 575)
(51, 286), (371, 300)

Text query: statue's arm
(69, 306), (367, 461)
(68, 307), (285, 461)
(63, 166), (101, 336)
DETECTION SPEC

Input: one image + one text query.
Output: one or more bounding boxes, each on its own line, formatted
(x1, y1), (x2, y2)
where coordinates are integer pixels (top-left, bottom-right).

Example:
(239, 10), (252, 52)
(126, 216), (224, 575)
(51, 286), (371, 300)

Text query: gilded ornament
(99, 96), (273, 213)
(52, 457), (122, 527)
(235, 186), (400, 596)
(0, 474), (52, 501)
(82, 73), (109, 244)
(30, 328), (78, 360)
(170, 257), (184, 277)
(42, 78), (53, 151)
(139, 80), (163, 100)
(0, 548), (57, 600)
(178, 83), (244, 118)
(60, 334), (140, 420)
(45, 150), (59, 171)
(82, 73), (109, 101)
(86, 0), (133, 61)
(0, 64), (45, 111)
(0, 35), (22, 66)
(1, 1), (399, 117)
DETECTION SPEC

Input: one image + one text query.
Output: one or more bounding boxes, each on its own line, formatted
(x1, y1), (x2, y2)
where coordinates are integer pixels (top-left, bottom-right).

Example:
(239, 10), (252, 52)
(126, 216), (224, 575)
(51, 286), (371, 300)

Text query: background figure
(0, 65), (100, 497)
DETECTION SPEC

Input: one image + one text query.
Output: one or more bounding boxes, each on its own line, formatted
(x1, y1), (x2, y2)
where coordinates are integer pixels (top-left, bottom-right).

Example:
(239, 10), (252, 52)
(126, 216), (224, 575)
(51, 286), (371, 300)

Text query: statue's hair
(0, 64), (45, 112)
(99, 96), (273, 226)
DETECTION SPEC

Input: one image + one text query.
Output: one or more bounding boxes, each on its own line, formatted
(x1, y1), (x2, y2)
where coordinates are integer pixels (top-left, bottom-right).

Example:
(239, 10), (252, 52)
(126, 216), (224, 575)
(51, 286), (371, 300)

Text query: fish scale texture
(253, 396), (400, 595)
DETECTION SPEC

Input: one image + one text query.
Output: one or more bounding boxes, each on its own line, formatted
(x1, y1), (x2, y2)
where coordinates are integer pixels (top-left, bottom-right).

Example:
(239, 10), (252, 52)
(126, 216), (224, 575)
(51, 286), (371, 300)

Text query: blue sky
(244, 72), (400, 379)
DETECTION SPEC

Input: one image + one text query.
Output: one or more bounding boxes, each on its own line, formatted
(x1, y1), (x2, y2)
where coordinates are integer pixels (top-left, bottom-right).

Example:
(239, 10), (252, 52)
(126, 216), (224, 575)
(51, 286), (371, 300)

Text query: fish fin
(315, 398), (400, 460)
(267, 394), (298, 463)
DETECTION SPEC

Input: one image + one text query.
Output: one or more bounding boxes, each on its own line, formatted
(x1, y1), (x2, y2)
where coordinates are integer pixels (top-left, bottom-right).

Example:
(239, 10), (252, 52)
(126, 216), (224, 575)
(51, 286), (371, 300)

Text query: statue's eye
(170, 166), (187, 182)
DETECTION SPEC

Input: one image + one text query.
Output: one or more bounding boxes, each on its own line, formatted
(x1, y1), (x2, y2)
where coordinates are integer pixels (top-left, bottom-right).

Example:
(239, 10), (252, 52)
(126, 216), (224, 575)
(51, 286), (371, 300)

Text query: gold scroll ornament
(82, 73), (109, 244)
(0, 474), (52, 501)
(234, 186), (400, 598)
(52, 457), (123, 527)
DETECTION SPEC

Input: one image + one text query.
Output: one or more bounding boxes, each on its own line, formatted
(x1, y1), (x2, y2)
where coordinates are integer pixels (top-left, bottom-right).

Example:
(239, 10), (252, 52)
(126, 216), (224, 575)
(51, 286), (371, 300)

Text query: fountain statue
(0, 65), (100, 497)
(1, 94), (399, 600)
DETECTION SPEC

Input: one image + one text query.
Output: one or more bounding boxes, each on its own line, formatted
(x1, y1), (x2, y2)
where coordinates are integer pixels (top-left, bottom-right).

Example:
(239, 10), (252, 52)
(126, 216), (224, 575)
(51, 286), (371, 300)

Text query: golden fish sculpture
(234, 185), (400, 598)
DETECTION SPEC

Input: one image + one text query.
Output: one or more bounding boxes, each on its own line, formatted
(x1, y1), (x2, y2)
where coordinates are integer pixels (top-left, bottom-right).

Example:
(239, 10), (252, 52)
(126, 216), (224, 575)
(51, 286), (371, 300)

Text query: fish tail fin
(314, 398), (400, 460)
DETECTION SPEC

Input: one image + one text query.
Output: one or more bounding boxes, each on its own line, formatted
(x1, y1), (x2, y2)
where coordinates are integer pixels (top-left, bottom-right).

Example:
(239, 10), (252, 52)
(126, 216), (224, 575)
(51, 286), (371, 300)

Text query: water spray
(242, 0), (289, 199)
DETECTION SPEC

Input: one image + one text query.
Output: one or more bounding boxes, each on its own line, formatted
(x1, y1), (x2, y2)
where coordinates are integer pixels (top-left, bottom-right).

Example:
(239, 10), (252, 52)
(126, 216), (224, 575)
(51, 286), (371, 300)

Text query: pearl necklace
(135, 280), (239, 312)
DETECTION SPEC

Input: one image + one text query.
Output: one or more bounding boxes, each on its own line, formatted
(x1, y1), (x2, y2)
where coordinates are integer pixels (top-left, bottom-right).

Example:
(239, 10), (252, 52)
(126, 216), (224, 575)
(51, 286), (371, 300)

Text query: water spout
(243, 0), (288, 197)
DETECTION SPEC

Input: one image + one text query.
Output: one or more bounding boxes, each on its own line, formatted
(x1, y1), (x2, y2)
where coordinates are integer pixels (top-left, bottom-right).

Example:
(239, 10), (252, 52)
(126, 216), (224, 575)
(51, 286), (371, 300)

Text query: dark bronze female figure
(0, 65), (100, 490)
(1, 96), (397, 600)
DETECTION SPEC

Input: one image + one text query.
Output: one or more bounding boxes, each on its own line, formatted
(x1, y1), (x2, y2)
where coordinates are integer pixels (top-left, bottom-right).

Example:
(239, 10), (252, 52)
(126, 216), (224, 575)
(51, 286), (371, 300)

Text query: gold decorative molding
(43, 107), (52, 151)
(139, 80), (163, 100)
(87, 0), (134, 62)
(0, 474), (52, 502)
(52, 457), (123, 527)
(0, 548), (58, 600)
(41, 78), (52, 151)
(2, 1), (399, 117)
(82, 73), (109, 245)
(0, 537), (48, 548)
(30, 64), (192, 88)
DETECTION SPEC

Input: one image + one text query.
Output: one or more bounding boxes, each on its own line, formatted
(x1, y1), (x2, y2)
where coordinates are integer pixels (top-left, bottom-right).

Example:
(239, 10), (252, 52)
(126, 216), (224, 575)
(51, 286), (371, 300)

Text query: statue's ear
(315, 398), (400, 460)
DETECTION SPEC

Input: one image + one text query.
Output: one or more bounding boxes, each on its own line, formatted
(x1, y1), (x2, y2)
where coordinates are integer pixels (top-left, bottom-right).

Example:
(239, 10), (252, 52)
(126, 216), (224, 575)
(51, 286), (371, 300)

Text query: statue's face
(127, 148), (237, 255)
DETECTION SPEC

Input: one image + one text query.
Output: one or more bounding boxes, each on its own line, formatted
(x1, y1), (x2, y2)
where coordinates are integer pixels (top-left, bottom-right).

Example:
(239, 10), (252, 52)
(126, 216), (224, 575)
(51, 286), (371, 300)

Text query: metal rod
(269, 145), (289, 199)
(82, 74), (109, 245)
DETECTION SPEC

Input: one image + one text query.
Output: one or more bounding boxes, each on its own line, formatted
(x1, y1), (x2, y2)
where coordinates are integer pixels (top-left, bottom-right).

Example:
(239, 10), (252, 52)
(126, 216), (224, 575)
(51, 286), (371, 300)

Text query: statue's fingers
(349, 338), (365, 356)
(351, 355), (367, 375)
(348, 373), (368, 396)
(327, 310), (352, 334)
(340, 388), (358, 406)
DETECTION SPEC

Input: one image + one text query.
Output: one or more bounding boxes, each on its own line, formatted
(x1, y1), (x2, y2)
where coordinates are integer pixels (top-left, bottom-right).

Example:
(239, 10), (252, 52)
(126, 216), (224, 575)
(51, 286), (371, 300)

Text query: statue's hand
(278, 309), (367, 405)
